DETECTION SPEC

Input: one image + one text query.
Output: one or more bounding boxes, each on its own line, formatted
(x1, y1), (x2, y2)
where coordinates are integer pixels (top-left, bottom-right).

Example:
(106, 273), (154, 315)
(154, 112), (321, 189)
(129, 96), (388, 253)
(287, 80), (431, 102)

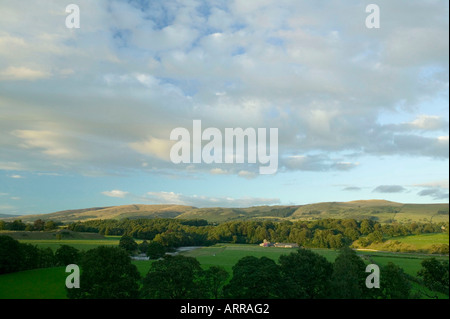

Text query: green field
(394, 233), (449, 248)
(352, 233), (449, 253)
(1, 238), (448, 299)
(17, 239), (120, 251)
(0, 267), (67, 299)
(15, 236), (139, 252)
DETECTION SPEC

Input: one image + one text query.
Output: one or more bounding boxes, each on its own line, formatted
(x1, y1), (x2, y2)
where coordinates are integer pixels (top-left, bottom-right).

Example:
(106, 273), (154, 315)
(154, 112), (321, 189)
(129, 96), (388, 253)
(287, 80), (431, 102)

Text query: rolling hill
(0, 204), (195, 223)
(1, 200), (448, 224)
(0, 213), (19, 219)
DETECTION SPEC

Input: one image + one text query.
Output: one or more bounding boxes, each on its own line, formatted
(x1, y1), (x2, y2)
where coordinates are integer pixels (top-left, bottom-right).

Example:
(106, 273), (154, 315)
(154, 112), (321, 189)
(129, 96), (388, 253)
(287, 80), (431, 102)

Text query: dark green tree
(146, 241), (166, 259)
(20, 243), (40, 270)
(279, 249), (333, 299)
(223, 256), (283, 299)
(330, 247), (367, 299)
(377, 262), (411, 299)
(119, 235), (138, 254)
(0, 235), (23, 274)
(418, 258), (449, 295)
(202, 266), (229, 299)
(10, 219), (26, 231)
(138, 240), (149, 254)
(38, 247), (56, 268)
(55, 245), (80, 266)
(142, 255), (205, 299)
(67, 246), (141, 299)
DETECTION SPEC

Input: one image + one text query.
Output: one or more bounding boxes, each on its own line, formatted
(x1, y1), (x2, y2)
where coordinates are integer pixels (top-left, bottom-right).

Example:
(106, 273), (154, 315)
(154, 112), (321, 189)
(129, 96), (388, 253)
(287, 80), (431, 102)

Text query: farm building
(259, 239), (298, 248)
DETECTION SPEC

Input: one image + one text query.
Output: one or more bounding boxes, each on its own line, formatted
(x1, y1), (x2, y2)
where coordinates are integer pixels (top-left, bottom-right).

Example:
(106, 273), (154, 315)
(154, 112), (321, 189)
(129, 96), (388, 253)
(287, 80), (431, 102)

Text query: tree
(367, 230), (383, 244)
(0, 235), (23, 274)
(20, 243), (40, 270)
(330, 247), (367, 299)
(223, 256), (283, 299)
(44, 220), (57, 231)
(418, 258), (449, 296)
(119, 235), (138, 254)
(377, 262), (411, 299)
(38, 247), (56, 268)
(138, 240), (149, 254)
(279, 249), (333, 299)
(146, 241), (166, 259)
(142, 255), (205, 299)
(67, 246), (141, 299)
(55, 245), (80, 266)
(360, 219), (374, 235)
(202, 266), (229, 299)
(33, 219), (45, 231)
(10, 219), (26, 231)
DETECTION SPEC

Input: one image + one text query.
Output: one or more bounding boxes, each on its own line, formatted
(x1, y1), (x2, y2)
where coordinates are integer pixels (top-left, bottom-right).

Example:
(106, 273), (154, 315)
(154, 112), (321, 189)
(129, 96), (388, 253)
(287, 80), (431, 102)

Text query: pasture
(0, 237), (448, 299)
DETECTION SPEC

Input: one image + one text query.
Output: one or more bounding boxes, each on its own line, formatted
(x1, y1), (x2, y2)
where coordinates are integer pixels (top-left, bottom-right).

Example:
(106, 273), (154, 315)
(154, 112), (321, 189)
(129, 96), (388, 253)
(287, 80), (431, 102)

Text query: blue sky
(0, 0), (448, 215)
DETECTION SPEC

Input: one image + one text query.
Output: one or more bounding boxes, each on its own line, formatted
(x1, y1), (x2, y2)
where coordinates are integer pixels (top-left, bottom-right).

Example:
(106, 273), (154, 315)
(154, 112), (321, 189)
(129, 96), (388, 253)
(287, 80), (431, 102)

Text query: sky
(0, 0), (448, 215)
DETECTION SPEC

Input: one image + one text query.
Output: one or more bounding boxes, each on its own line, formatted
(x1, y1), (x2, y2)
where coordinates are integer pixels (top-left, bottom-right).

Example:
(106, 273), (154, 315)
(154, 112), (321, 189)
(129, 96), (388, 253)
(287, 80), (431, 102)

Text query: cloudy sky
(0, 0), (448, 215)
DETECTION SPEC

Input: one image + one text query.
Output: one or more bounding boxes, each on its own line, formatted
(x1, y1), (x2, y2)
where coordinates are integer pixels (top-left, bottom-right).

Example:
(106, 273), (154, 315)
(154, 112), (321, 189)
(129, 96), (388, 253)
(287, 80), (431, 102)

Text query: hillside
(0, 213), (19, 218)
(290, 200), (448, 223)
(1, 204), (195, 223)
(1, 200), (448, 224)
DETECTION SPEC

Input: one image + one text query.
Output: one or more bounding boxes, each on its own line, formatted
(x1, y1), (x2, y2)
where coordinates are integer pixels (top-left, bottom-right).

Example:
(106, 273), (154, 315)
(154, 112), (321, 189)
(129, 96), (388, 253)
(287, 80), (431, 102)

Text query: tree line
(68, 245), (448, 299)
(1, 234), (448, 299)
(66, 218), (448, 252)
(0, 235), (80, 274)
(0, 219), (61, 231)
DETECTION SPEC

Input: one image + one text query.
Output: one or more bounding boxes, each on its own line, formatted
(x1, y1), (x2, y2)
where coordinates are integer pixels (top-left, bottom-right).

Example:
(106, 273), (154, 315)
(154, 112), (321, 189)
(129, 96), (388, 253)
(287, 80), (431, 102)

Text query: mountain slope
(1, 200), (448, 224)
(2, 204), (195, 223)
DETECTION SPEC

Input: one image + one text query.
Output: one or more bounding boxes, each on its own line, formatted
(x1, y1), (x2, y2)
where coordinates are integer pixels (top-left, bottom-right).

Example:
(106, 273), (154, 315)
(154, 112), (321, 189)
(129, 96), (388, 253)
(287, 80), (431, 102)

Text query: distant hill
(0, 204), (195, 223)
(1, 200), (448, 224)
(0, 213), (19, 219)
(290, 200), (448, 223)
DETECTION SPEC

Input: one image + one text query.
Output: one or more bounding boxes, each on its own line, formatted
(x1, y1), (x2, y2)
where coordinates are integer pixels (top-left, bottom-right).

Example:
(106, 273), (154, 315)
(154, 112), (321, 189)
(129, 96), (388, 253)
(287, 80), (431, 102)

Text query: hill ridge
(1, 200), (448, 224)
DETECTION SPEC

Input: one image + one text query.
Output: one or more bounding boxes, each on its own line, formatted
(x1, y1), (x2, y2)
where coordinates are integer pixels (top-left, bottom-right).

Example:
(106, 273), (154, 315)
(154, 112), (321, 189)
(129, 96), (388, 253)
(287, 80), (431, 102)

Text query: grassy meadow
(0, 234), (448, 299)
(352, 233), (449, 253)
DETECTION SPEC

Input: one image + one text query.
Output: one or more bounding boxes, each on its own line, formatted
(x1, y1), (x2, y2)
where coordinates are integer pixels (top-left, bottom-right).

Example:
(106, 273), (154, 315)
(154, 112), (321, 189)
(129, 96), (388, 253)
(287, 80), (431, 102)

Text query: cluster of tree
(118, 235), (175, 260)
(68, 246), (426, 299)
(0, 219), (61, 231)
(0, 235), (80, 274)
(418, 258), (449, 296)
(2, 232), (446, 299)
(67, 218), (448, 251)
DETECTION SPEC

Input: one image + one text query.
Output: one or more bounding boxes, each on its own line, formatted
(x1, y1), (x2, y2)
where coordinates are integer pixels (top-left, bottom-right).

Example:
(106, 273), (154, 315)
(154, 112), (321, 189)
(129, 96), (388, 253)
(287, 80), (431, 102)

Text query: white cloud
(0, 0), (447, 178)
(0, 162), (25, 171)
(12, 130), (79, 158)
(283, 155), (360, 172)
(101, 190), (129, 198)
(0, 66), (51, 81)
(409, 115), (447, 131)
(237, 170), (257, 179)
(144, 191), (280, 208)
(129, 137), (175, 162)
(210, 168), (228, 175)
(414, 179), (449, 189)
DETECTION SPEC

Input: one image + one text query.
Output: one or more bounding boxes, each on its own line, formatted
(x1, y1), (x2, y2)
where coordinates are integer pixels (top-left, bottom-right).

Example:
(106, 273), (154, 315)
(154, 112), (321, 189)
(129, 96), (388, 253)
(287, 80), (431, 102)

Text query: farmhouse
(259, 239), (298, 248)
